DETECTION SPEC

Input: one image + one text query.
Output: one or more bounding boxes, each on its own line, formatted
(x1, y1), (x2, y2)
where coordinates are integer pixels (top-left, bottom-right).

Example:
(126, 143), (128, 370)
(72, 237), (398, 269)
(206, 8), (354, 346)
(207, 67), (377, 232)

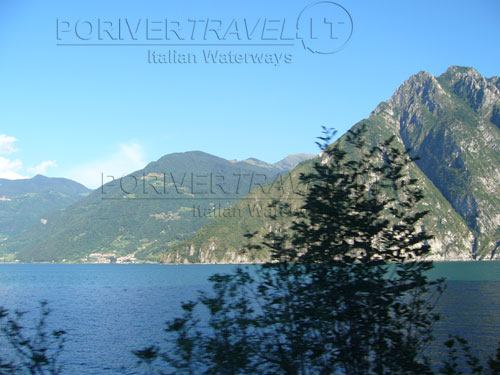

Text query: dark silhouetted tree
(135, 126), (492, 374)
(0, 301), (66, 375)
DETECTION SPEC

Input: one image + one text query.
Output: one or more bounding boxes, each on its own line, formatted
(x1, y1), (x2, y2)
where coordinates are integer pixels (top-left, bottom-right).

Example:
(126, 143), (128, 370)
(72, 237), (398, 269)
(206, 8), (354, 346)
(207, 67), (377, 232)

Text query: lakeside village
(0, 252), (140, 264)
(0, 202), (301, 264)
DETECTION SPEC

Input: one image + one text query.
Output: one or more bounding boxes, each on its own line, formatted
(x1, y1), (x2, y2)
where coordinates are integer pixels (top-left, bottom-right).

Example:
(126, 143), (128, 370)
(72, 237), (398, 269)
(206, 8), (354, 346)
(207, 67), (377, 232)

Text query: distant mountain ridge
(0, 175), (90, 258)
(273, 154), (316, 170)
(231, 153), (315, 171)
(0, 175), (89, 196)
(162, 66), (500, 263)
(8, 151), (308, 262)
(3, 66), (500, 263)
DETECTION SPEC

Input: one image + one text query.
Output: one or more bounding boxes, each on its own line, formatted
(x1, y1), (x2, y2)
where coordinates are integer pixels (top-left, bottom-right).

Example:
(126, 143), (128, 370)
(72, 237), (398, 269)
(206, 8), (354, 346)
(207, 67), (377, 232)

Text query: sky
(0, 0), (499, 188)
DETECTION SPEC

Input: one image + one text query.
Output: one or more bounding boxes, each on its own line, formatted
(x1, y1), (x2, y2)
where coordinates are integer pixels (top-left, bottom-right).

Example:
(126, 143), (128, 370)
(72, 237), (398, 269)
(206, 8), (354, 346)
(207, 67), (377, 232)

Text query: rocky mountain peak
(370, 70), (449, 130)
(365, 66), (500, 260)
(387, 71), (448, 111)
(439, 66), (500, 125)
(444, 65), (482, 80)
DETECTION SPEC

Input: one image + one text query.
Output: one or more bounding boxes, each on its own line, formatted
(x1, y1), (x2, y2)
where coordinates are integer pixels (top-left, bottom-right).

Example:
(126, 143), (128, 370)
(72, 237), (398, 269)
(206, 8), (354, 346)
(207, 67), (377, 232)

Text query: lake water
(0, 262), (499, 374)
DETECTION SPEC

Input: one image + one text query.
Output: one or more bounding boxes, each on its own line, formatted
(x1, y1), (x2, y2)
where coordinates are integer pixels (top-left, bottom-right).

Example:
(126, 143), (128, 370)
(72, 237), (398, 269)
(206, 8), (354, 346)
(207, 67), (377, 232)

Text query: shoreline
(0, 259), (498, 265)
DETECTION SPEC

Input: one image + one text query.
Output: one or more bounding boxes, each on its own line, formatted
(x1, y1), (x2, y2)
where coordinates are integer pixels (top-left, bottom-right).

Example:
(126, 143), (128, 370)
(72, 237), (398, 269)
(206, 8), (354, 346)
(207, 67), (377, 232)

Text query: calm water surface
(0, 262), (498, 374)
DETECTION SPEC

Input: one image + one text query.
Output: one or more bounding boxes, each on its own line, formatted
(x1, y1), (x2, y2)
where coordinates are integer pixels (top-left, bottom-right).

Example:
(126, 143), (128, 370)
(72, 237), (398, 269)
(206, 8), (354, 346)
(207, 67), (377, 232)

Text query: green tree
(135, 126), (446, 374)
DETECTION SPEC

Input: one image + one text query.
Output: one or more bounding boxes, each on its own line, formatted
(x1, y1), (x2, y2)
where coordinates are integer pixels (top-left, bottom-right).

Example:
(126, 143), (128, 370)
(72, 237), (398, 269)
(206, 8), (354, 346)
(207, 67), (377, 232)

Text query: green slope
(164, 66), (500, 263)
(12, 152), (291, 262)
(9, 66), (500, 263)
(0, 175), (90, 258)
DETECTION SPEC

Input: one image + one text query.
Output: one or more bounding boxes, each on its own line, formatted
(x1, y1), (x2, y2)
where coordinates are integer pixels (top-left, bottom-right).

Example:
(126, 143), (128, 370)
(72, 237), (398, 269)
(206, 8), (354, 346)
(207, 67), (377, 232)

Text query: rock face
(165, 66), (500, 263)
(7, 67), (499, 263)
(381, 66), (500, 259)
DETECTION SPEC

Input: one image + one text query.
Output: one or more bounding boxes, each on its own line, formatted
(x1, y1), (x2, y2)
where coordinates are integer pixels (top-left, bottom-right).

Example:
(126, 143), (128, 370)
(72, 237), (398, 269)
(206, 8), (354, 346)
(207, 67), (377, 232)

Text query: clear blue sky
(0, 0), (499, 188)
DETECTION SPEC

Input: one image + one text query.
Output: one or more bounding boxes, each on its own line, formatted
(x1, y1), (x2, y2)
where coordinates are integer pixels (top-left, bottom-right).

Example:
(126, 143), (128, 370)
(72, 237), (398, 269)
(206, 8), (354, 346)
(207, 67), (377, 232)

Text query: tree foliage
(0, 301), (66, 375)
(437, 336), (500, 375)
(135, 126), (448, 374)
(0, 127), (499, 374)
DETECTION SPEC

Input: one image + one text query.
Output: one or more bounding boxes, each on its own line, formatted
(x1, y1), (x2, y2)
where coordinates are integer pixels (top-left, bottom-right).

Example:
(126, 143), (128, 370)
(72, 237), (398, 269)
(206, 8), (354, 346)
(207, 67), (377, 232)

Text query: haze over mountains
(1, 66), (499, 263)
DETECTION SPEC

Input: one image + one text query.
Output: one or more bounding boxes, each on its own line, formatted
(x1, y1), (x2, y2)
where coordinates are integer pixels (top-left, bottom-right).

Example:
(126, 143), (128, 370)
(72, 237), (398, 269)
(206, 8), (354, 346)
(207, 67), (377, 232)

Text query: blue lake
(0, 262), (499, 374)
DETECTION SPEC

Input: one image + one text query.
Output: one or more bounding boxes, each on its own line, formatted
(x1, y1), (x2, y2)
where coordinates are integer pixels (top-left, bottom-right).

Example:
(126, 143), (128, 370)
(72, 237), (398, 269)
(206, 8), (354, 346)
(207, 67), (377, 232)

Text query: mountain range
(232, 154), (315, 171)
(1, 66), (499, 263)
(162, 66), (500, 263)
(2, 153), (312, 262)
(0, 175), (90, 260)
